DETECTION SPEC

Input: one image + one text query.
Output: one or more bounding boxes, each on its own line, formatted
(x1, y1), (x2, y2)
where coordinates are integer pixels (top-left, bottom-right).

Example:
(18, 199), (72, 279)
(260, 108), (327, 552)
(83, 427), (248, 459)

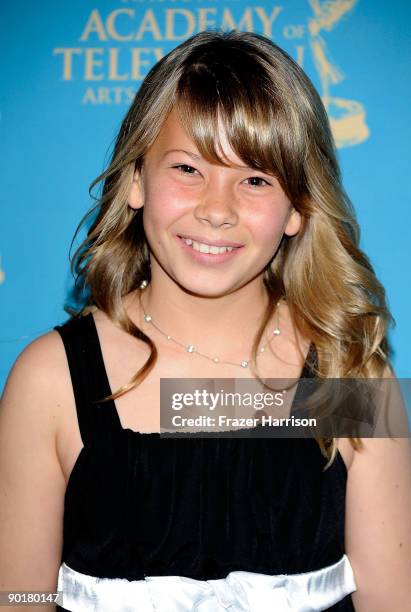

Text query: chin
(174, 277), (241, 298)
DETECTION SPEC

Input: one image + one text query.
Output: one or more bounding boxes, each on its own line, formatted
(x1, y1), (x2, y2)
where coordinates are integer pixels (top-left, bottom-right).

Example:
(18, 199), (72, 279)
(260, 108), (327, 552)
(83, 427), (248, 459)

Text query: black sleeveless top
(54, 312), (354, 611)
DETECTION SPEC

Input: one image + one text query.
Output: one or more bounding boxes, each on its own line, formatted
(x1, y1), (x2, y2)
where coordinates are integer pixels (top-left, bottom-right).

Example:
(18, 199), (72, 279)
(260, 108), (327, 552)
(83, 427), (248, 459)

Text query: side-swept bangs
(175, 36), (310, 201)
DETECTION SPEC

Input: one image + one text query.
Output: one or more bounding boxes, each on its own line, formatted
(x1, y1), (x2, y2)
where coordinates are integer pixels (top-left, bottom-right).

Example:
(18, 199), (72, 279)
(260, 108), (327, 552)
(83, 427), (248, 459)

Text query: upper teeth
(181, 238), (236, 254)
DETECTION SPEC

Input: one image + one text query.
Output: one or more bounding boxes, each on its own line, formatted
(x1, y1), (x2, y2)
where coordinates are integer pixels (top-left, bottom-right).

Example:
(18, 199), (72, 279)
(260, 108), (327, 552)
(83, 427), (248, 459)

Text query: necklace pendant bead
(137, 295), (281, 368)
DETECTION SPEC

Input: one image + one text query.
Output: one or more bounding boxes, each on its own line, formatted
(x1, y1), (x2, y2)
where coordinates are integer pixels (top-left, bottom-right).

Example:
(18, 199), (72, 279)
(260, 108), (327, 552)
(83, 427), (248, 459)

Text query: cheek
(247, 204), (290, 249)
(144, 180), (196, 227)
(142, 180), (193, 246)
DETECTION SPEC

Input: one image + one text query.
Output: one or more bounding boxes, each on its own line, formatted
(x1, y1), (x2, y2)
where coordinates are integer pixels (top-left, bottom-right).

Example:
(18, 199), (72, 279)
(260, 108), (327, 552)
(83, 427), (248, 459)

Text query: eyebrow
(162, 149), (202, 160)
(162, 149), (254, 170)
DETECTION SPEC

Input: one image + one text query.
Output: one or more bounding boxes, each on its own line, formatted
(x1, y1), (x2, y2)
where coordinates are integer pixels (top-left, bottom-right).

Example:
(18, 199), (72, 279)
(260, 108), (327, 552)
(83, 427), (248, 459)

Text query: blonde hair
(69, 31), (393, 467)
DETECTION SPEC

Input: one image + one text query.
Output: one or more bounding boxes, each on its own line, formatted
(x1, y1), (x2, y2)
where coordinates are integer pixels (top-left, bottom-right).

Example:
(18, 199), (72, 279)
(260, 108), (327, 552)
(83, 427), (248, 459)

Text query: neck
(131, 267), (277, 360)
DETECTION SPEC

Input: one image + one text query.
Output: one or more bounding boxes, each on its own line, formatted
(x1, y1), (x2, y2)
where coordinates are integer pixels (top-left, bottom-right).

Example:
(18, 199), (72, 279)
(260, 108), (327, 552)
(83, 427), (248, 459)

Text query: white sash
(58, 554), (356, 611)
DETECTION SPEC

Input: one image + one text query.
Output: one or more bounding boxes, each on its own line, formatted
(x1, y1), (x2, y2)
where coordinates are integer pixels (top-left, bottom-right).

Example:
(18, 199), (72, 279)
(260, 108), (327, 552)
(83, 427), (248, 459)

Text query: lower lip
(176, 236), (244, 265)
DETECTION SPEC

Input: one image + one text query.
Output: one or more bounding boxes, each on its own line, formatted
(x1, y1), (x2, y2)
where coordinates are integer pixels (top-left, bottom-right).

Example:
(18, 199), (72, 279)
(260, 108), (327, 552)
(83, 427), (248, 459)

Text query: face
(128, 108), (301, 298)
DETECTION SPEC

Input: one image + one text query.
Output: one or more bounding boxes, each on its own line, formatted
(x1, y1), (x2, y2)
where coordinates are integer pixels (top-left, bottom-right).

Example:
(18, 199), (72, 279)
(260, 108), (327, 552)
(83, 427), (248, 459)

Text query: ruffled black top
(54, 313), (353, 611)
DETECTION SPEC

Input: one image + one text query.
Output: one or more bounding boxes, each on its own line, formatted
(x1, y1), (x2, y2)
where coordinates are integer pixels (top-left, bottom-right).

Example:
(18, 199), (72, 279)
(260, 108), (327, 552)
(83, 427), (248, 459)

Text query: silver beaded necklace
(138, 279), (282, 369)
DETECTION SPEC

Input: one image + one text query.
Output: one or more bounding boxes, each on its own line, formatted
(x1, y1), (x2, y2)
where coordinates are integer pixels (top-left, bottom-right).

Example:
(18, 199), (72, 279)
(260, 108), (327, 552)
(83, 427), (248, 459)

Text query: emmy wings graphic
(308, 0), (369, 147)
(0, 256), (4, 286)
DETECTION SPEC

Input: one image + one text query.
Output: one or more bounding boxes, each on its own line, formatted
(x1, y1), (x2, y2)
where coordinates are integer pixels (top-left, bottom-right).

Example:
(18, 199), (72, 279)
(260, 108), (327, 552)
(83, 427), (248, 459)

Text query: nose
(194, 181), (239, 228)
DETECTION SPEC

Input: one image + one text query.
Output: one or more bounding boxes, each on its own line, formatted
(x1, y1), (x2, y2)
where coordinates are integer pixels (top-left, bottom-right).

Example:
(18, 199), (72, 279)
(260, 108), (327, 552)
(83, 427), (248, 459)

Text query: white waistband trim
(57, 554), (356, 611)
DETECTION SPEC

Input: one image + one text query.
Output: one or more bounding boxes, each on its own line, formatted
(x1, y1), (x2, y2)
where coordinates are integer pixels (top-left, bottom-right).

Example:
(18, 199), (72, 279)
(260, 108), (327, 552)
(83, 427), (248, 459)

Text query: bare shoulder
(346, 435), (411, 610)
(1, 328), (73, 442)
(0, 330), (72, 589)
(343, 365), (411, 608)
(2, 328), (69, 396)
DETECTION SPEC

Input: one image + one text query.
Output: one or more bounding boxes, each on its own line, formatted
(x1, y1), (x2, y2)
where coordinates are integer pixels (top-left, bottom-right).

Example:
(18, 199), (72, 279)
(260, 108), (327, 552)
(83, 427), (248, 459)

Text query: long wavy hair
(68, 30), (393, 467)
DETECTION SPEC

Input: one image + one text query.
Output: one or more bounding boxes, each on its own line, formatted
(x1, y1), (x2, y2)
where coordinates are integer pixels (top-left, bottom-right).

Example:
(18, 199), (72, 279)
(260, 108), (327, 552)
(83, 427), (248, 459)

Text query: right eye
(172, 164), (200, 175)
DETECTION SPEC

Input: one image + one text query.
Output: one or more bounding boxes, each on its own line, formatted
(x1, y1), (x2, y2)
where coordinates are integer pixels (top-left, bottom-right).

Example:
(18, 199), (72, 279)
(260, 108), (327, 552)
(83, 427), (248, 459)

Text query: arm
(346, 373), (411, 611)
(0, 332), (67, 611)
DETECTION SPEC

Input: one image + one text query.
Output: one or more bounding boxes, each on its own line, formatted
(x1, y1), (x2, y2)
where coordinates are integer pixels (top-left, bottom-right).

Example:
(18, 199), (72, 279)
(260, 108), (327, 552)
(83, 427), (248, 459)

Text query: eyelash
(171, 164), (271, 187)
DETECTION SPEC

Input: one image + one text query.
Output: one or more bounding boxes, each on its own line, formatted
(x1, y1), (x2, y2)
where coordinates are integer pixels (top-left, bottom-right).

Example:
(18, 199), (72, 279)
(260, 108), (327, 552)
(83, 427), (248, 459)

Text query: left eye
(245, 177), (271, 187)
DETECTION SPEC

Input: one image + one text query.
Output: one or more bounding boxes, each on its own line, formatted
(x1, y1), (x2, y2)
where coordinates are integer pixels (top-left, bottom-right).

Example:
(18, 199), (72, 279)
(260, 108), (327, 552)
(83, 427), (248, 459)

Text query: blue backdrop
(1, 0), (410, 391)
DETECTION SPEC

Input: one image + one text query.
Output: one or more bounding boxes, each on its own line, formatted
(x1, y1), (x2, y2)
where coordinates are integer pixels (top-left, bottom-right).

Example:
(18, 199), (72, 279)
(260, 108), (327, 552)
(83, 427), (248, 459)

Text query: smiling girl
(1, 30), (410, 612)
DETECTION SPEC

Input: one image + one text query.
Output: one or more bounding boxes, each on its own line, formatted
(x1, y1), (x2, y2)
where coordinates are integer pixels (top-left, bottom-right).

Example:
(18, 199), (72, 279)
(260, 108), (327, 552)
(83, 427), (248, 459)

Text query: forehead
(145, 108), (245, 168)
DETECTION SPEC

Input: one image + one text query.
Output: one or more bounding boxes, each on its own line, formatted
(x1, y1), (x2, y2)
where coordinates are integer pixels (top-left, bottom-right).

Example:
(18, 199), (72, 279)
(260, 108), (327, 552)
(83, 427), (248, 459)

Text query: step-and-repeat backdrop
(1, 0), (410, 389)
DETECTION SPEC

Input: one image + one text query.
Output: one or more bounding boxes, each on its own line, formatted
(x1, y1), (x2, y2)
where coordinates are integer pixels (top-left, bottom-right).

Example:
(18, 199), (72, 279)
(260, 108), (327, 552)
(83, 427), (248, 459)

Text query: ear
(127, 170), (144, 210)
(284, 207), (302, 237)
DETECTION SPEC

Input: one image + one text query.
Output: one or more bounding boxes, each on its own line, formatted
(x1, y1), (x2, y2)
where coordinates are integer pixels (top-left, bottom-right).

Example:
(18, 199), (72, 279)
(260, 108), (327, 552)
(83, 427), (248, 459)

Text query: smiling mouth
(178, 236), (242, 255)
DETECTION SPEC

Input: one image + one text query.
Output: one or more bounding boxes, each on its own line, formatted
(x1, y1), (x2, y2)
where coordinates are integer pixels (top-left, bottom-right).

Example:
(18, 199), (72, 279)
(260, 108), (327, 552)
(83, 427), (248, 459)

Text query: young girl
(1, 30), (410, 612)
